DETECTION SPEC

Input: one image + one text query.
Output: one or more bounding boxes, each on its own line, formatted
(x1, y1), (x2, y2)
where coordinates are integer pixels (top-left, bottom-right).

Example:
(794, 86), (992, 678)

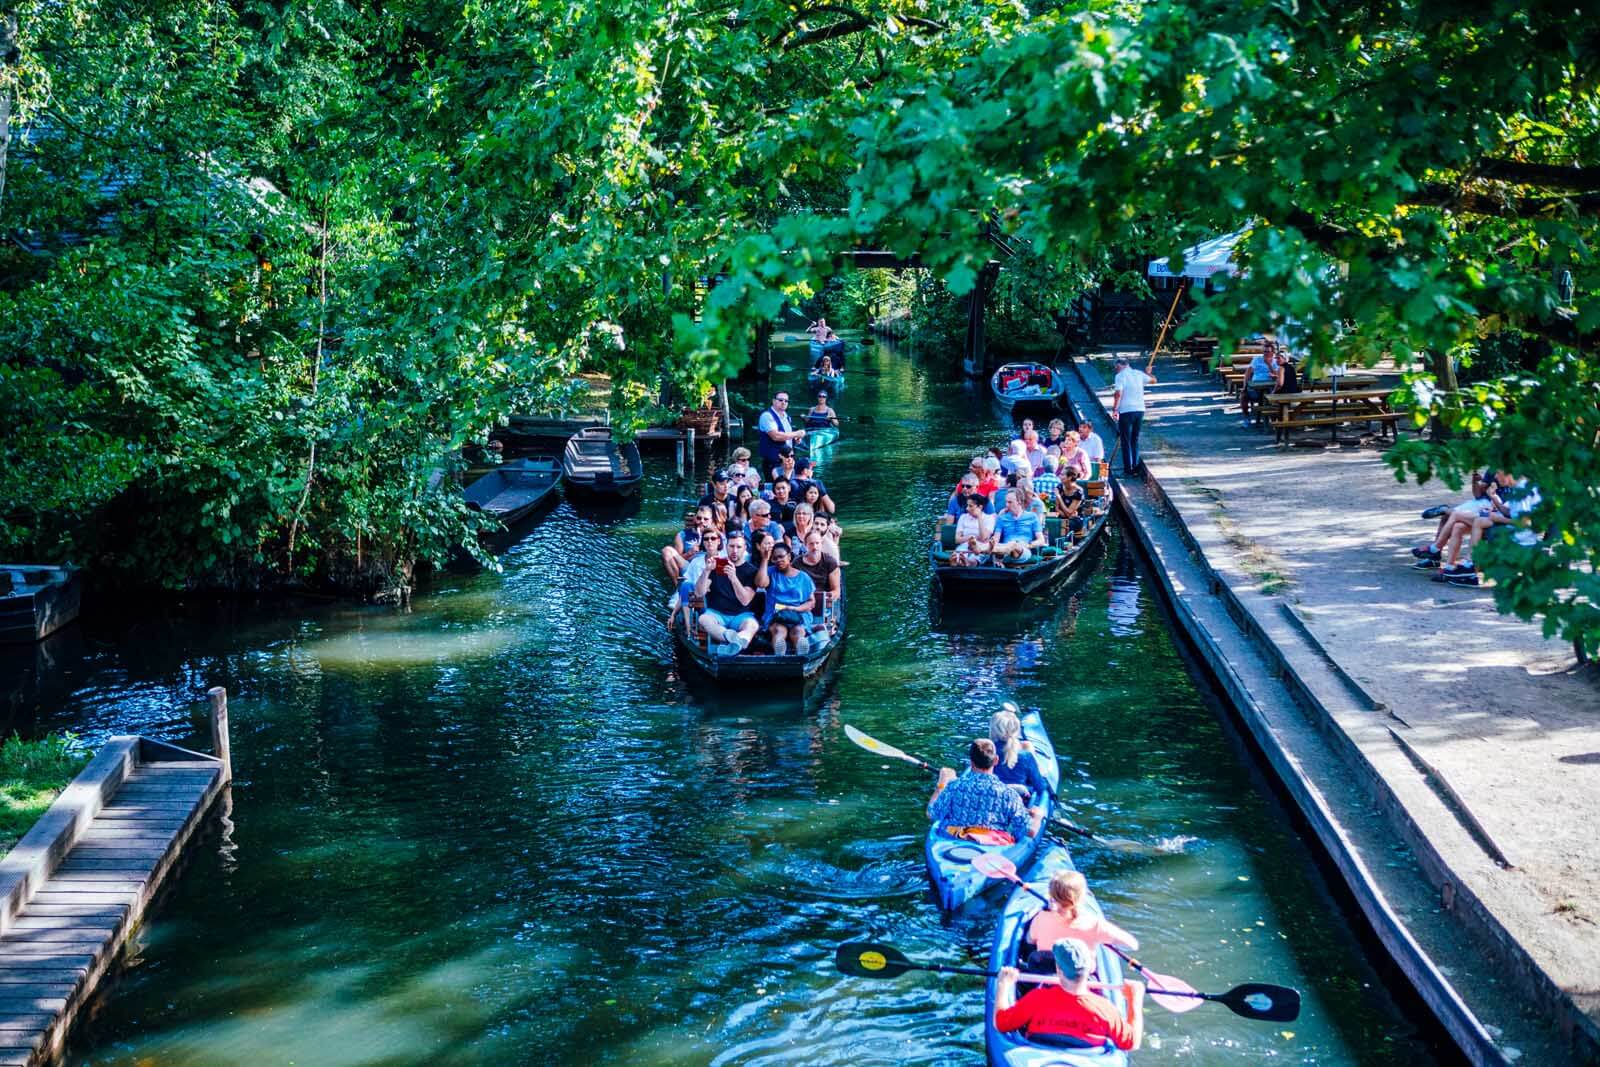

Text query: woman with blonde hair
(989, 708), (1047, 835)
(1026, 868), (1140, 969)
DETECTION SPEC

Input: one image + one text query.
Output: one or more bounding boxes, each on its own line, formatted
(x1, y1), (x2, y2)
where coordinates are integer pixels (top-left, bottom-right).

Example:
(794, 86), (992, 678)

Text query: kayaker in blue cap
(995, 939), (1145, 1051)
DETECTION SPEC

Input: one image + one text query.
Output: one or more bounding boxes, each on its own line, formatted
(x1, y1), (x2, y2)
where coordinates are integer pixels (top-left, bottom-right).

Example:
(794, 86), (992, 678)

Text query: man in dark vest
(757, 390), (806, 469)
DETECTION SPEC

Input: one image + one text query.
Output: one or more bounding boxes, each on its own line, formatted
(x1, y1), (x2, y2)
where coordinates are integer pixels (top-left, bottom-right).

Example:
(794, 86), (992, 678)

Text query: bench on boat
(934, 502), (1104, 565)
(681, 592), (840, 653)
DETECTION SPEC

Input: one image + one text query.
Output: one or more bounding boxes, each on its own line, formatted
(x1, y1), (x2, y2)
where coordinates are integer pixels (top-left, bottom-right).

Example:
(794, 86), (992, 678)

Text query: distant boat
(464, 458), (561, 526)
(562, 427), (643, 500)
(0, 565), (81, 644)
(990, 362), (1067, 412)
(808, 367), (846, 391)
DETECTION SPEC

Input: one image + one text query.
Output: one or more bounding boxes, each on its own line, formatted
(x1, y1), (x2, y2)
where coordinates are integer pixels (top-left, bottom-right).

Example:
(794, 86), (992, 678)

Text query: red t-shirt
(994, 985), (1134, 1051)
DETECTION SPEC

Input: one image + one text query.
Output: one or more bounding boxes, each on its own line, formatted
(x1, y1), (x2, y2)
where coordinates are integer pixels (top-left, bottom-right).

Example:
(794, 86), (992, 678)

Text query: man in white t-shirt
(1110, 357), (1156, 476)
(1076, 420), (1105, 467)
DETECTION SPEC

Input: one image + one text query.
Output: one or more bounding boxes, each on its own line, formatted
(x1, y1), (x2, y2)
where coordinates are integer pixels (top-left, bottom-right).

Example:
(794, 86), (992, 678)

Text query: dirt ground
(1085, 350), (1600, 1041)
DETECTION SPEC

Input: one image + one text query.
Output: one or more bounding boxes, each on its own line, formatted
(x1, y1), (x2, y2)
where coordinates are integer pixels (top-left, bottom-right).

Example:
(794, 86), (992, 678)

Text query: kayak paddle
(969, 853), (1301, 1022)
(835, 942), (1107, 989)
(843, 724), (937, 773)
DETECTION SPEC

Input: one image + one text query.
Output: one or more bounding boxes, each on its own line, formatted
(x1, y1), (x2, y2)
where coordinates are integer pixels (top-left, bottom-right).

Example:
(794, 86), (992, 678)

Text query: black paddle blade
(835, 942), (911, 979)
(1217, 982), (1301, 1022)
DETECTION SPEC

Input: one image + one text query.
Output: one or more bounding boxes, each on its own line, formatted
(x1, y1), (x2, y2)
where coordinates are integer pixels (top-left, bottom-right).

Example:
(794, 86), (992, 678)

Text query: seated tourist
(791, 502), (818, 547)
(1056, 470), (1088, 533)
(726, 446), (755, 483)
(1057, 432), (1091, 481)
(1026, 870), (1140, 963)
(796, 528), (841, 600)
(1033, 455), (1062, 503)
(1411, 469), (1499, 567)
(805, 391), (839, 428)
(769, 445), (800, 485)
(1001, 440), (1032, 477)
(927, 738), (1032, 843)
(814, 513), (843, 562)
(793, 456), (836, 515)
(668, 528), (723, 627)
(694, 531), (761, 657)
(764, 543), (818, 655)
(1435, 476), (1542, 586)
(1076, 420), (1106, 470)
(1021, 429), (1046, 474)
(1273, 350), (1300, 396)
(1015, 477), (1048, 518)
(945, 473), (994, 523)
(977, 456), (1004, 498)
(662, 505), (714, 581)
(1044, 418), (1068, 450)
(1241, 348), (1275, 425)
(699, 468), (734, 511)
(989, 708), (1047, 835)
(993, 489), (1048, 562)
(994, 941), (1145, 1052)
(731, 484), (757, 527)
(747, 498), (784, 548)
(766, 476), (799, 529)
(952, 493), (996, 566)
(814, 354), (837, 379)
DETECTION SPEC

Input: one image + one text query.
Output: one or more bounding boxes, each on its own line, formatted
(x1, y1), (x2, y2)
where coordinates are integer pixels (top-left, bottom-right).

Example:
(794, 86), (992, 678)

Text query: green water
(28, 339), (1436, 1065)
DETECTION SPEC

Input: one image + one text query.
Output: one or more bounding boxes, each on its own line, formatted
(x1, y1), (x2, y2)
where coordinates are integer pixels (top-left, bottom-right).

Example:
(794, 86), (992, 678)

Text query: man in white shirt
(1110, 357), (1156, 476)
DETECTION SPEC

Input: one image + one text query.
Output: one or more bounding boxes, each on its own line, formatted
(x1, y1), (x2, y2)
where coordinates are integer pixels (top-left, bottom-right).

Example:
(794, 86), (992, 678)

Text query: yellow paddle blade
(844, 724), (909, 760)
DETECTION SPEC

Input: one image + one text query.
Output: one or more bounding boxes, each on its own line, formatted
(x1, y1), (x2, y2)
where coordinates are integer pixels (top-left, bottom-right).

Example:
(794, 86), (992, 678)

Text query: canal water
(20, 338), (1436, 1064)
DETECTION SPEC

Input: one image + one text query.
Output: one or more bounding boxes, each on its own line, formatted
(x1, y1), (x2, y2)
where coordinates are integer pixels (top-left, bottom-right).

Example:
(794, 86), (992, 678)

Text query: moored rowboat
(561, 427), (643, 499)
(924, 707), (1059, 912)
(464, 457), (561, 526)
(985, 843), (1130, 1067)
(991, 363), (1067, 412)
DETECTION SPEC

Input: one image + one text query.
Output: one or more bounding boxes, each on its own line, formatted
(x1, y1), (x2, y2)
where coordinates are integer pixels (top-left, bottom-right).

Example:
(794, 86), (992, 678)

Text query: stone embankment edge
(1061, 356), (1534, 1066)
(0, 736), (228, 1066)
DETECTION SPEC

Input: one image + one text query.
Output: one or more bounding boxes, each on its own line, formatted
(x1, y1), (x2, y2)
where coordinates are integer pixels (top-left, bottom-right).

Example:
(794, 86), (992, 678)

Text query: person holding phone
(695, 531), (760, 657)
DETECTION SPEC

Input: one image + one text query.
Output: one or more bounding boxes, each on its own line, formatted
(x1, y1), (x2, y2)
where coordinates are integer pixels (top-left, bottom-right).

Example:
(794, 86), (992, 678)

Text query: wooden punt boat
(671, 587), (846, 685)
(0, 565), (81, 644)
(463, 457), (561, 526)
(924, 707), (1058, 912)
(932, 493), (1111, 598)
(985, 842), (1130, 1067)
(561, 427), (643, 499)
(991, 363), (1067, 413)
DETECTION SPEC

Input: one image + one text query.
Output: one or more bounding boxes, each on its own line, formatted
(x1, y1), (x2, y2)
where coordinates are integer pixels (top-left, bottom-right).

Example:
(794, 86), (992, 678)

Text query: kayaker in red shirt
(995, 939), (1146, 1051)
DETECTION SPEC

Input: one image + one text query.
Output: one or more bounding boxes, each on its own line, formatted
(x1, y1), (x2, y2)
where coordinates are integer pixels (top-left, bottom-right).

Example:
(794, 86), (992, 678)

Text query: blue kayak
(809, 338), (846, 367)
(985, 843), (1130, 1067)
(924, 708), (1059, 912)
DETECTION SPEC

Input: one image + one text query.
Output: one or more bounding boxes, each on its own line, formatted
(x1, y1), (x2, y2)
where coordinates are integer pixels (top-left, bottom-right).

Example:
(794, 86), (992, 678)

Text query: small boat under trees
(464, 457), (561, 526)
(990, 363), (1067, 412)
(0, 565), (81, 644)
(561, 427), (643, 500)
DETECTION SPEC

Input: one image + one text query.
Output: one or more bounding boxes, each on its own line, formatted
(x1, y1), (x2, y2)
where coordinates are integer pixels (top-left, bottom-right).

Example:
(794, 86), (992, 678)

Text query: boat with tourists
(925, 706), (1059, 911)
(670, 585), (846, 684)
(985, 844), (1131, 1067)
(932, 486), (1112, 597)
(463, 457), (561, 527)
(991, 362), (1067, 412)
(808, 365), (846, 391)
(809, 337), (846, 368)
(561, 427), (643, 500)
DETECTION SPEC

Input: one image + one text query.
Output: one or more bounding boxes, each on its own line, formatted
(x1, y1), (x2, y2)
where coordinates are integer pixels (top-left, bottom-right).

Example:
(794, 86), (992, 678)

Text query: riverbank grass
(0, 734), (91, 853)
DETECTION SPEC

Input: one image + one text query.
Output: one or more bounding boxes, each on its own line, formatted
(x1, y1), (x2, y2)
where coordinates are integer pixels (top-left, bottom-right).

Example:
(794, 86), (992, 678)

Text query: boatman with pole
(757, 390), (806, 471)
(1110, 356), (1156, 477)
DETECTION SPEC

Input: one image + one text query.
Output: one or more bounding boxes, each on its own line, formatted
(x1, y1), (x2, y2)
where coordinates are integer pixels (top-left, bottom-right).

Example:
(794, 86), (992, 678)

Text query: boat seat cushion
(939, 524), (958, 550)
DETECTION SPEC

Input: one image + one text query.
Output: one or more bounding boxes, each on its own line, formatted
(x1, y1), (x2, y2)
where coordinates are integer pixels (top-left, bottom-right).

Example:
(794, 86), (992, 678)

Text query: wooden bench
(1264, 388), (1404, 443)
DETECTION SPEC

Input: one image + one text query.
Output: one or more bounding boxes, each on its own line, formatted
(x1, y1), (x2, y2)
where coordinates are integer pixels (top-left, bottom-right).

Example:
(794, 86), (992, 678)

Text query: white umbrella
(1147, 227), (1250, 280)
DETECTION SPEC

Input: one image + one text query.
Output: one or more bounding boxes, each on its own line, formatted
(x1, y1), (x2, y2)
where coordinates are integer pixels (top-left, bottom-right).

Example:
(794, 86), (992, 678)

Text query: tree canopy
(1, 0), (1596, 646)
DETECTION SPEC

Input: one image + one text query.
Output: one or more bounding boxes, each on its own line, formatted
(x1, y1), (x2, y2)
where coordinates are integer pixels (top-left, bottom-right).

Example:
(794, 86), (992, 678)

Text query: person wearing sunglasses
(757, 391), (807, 468)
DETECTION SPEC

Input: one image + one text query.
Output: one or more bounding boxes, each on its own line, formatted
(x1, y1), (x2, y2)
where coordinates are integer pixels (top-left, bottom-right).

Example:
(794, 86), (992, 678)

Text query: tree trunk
(0, 9), (18, 218)
(1429, 348), (1458, 442)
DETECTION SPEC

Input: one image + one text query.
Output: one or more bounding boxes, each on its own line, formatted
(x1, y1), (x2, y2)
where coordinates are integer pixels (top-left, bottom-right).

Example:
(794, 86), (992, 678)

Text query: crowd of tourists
(1410, 469), (1543, 587)
(659, 387), (845, 657)
(938, 416), (1110, 566)
(928, 710), (1147, 1052)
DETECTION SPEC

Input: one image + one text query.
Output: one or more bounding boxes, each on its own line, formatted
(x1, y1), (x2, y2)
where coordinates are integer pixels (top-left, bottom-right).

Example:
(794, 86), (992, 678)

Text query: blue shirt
(993, 509), (1042, 545)
(993, 750), (1047, 802)
(765, 567), (816, 622)
(928, 771), (1030, 840)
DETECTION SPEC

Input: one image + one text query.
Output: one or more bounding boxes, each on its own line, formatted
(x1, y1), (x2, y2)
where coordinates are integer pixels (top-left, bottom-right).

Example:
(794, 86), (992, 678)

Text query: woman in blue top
(990, 708), (1047, 836)
(764, 543), (818, 655)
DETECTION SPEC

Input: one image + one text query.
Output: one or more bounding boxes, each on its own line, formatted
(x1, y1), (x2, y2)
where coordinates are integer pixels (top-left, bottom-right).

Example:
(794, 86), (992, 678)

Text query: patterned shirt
(1033, 472), (1061, 501)
(928, 771), (1030, 839)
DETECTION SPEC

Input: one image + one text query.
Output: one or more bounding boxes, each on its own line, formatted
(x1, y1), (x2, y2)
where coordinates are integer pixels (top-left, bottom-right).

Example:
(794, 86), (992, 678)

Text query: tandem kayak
(809, 368), (846, 391)
(985, 843), (1130, 1067)
(809, 338), (846, 368)
(925, 707), (1060, 912)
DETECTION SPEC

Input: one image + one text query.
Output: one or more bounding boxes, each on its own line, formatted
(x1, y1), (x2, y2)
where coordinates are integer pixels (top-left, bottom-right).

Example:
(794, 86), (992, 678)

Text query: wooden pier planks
(0, 748), (225, 1065)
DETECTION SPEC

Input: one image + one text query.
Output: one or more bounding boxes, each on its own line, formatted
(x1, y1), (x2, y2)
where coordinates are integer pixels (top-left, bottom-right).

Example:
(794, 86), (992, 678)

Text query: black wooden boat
(0, 565), (81, 644)
(464, 457), (561, 526)
(931, 489), (1112, 597)
(671, 586), (847, 684)
(561, 427), (643, 499)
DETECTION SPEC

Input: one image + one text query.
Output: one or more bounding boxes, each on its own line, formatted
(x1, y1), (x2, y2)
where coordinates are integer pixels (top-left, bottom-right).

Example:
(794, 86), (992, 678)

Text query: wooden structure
(1263, 388), (1404, 444)
(0, 689), (231, 1065)
(0, 568), (80, 645)
(561, 428), (643, 500)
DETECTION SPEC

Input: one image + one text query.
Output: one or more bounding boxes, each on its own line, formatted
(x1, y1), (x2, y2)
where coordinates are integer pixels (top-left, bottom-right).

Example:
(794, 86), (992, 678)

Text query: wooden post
(207, 686), (232, 783)
(718, 381), (732, 439)
(686, 427), (696, 459)
(676, 438), (685, 478)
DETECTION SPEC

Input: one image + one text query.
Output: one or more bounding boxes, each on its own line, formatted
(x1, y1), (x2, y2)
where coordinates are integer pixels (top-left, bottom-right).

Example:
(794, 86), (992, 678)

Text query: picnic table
(1261, 387), (1403, 444)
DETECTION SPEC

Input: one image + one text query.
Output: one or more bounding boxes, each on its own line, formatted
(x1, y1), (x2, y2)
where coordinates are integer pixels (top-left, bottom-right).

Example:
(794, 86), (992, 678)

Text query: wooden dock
(0, 691), (231, 1065)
